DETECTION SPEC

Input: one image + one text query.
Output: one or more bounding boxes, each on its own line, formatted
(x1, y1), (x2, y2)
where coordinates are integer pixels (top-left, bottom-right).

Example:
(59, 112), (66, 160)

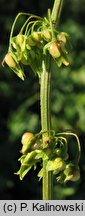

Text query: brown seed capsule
(48, 42), (61, 58)
(2, 53), (17, 68)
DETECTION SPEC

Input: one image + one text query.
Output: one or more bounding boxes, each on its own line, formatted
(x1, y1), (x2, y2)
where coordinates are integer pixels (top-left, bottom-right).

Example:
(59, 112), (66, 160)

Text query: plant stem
(51, 0), (63, 24)
(40, 0), (64, 200)
(40, 55), (52, 200)
(40, 57), (51, 135)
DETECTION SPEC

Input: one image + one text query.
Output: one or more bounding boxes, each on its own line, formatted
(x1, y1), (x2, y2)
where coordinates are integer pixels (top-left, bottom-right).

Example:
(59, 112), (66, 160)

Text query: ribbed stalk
(40, 56), (52, 200)
(40, 0), (64, 200)
(51, 0), (63, 24)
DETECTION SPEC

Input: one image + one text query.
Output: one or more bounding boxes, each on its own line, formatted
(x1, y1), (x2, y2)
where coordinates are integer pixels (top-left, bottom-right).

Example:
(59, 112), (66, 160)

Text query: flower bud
(21, 132), (34, 145)
(64, 163), (73, 176)
(3, 53), (17, 68)
(27, 35), (36, 46)
(64, 163), (80, 182)
(16, 34), (25, 46)
(2, 53), (26, 80)
(46, 157), (65, 173)
(64, 171), (80, 182)
(21, 132), (34, 154)
(11, 34), (26, 54)
(16, 34), (26, 53)
(48, 42), (61, 58)
(70, 171), (80, 182)
(57, 33), (67, 44)
(42, 30), (51, 41)
(21, 50), (29, 65)
(31, 32), (41, 42)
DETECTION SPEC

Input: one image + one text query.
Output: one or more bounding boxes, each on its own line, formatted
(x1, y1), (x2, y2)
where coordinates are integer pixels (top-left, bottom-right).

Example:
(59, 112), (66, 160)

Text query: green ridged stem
(40, 56), (52, 200)
(40, 0), (64, 200)
(51, 0), (63, 25)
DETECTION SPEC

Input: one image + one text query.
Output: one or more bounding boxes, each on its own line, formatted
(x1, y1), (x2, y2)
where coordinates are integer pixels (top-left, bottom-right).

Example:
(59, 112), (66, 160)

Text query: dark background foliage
(0, 0), (85, 199)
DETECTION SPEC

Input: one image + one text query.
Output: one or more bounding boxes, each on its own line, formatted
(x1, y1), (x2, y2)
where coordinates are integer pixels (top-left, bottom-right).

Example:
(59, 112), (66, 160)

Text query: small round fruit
(48, 42), (61, 58)
(21, 132), (34, 145)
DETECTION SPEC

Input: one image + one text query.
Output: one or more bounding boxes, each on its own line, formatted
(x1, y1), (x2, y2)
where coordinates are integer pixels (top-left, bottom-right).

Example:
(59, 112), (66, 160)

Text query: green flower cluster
(2, 12), (70, 80)
(16, 130), (80, 183)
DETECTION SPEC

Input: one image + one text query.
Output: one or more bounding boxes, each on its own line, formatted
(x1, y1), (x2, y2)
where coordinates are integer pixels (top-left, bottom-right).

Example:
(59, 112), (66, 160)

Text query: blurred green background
(0, 0), (85, 199)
